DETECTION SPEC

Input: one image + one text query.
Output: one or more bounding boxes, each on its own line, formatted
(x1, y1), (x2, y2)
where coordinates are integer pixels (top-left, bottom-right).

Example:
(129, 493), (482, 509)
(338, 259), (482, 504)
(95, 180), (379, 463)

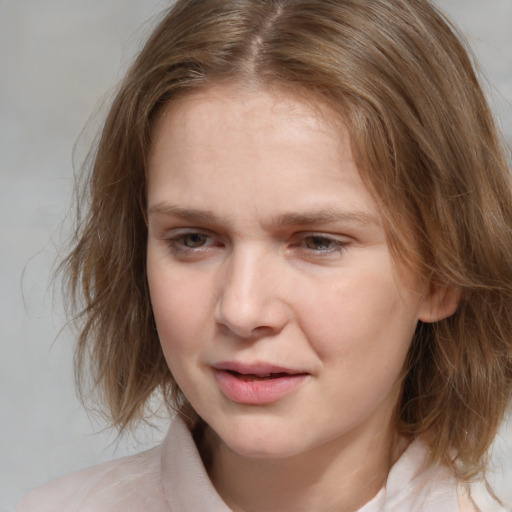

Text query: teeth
(259, 373), (271, 378)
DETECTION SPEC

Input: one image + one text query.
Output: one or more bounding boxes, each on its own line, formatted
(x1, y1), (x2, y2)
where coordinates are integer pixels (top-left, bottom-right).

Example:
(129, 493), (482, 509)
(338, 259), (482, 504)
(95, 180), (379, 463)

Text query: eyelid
(296, 231), (351, 243)
(163, 226), (214, 237)
(291, 231), (351, 255)
(164, 228), (222, 255)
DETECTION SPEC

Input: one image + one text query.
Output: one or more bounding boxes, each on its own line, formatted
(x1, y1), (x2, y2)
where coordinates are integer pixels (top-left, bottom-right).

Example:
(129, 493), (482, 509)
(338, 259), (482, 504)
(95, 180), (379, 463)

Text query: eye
(166, 231), (218, 256)
(303, 235), (338, 251)
(180, 233), (209, 248)
(301, 234), (347, 253)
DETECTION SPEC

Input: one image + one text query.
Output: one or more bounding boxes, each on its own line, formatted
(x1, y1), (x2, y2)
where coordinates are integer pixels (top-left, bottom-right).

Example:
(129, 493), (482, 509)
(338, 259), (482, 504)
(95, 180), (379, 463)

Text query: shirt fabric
(15, 417), (486, 511)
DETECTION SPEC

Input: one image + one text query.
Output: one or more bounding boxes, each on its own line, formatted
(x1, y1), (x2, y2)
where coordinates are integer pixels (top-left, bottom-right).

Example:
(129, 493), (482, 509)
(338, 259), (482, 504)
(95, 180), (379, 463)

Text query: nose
(214, 246), (289, 339)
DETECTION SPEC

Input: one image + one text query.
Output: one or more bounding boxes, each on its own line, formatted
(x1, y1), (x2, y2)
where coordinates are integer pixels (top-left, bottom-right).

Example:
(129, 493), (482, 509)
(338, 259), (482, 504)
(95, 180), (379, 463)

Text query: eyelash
(164, 231), (349, 258)
(298, 235), (348, 254)
(166, 232), (218, 254)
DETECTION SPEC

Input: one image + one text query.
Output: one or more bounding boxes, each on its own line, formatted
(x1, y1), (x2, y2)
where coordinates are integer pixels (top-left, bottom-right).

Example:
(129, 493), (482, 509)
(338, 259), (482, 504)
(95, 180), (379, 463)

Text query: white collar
(161, 416), (459, 512)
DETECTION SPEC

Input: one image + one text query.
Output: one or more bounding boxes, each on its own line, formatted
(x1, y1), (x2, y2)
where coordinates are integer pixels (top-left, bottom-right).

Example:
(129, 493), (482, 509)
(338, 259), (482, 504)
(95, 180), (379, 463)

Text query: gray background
(1, 1), (511, 510)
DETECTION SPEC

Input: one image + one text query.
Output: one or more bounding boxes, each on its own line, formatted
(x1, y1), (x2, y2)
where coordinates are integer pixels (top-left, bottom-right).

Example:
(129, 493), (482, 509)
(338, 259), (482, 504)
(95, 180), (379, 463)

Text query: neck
(207, 422), (401, 512)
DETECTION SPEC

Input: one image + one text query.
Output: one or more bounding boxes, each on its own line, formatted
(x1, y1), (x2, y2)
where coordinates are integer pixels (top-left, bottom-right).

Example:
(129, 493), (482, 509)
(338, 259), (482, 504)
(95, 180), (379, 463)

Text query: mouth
(212, 362), (309, 404)
(223, 370), (302, 381)
(213, 361), (307, 378)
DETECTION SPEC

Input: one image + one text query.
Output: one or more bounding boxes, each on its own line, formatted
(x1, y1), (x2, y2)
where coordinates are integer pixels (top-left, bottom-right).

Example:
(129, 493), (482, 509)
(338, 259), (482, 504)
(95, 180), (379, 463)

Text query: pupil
(186, 234), (205, 247)
(309, 236), (329, 250)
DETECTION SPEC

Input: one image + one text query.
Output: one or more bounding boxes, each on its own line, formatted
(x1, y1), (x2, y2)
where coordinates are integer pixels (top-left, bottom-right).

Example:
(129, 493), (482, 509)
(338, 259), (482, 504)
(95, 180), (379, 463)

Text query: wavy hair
(63, 0), (512, 481)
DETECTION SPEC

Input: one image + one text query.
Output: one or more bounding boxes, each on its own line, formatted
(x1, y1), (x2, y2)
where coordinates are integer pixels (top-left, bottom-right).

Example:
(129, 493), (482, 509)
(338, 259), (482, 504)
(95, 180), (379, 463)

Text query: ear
(418, 282), (461, 323)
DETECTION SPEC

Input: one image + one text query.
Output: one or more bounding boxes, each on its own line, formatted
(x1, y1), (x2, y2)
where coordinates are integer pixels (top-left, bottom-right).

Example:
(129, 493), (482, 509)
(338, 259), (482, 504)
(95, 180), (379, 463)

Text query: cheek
(147, 259), (211, 358)
(148, 274), (211, 398)
(300, 273), (419, 425)
(297, 267), (420, 369)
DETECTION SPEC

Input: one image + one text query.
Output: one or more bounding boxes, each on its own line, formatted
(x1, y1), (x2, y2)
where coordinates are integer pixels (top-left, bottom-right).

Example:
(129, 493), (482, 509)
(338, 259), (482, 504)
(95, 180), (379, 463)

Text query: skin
(146, 84), (455, 512)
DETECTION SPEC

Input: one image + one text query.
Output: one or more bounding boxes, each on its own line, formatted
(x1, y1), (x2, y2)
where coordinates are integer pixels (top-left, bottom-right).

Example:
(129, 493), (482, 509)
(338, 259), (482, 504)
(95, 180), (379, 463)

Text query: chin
(212, 419), (308, 460)
(227, 439), (300, 460)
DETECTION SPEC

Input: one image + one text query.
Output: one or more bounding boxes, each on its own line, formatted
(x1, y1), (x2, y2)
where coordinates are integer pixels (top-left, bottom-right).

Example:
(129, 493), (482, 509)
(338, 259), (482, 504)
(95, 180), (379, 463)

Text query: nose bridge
(215, 243), (286, 337)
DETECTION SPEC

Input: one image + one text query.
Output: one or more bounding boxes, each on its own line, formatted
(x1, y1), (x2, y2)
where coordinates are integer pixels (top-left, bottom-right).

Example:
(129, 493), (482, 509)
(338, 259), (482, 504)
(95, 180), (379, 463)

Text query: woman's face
(146, 84), (439, 459)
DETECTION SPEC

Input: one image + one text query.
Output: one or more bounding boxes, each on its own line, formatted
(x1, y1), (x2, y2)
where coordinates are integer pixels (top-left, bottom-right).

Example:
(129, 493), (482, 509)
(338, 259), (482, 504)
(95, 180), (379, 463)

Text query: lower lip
(214, 370), (307, 405)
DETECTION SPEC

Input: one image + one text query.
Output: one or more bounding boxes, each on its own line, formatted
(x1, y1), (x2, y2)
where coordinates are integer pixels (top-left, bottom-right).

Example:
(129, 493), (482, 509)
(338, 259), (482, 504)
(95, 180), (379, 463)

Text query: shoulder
(457, 485), (480, 512)
(378, 439), (471, 512)
(14, 446), (166, 512)
(387, 439), (507, 512)
(458, 480), (511, 512)
(14, 416), (226, 512)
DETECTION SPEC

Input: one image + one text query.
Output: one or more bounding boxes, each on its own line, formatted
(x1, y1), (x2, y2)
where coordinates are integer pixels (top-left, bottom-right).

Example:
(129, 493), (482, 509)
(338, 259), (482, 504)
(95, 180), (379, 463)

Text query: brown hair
(63, 0), (512, 481)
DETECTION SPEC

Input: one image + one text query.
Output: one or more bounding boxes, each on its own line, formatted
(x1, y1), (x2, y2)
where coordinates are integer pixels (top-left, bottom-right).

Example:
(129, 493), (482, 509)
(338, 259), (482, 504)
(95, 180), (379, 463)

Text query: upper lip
(213, 361), (307, 376)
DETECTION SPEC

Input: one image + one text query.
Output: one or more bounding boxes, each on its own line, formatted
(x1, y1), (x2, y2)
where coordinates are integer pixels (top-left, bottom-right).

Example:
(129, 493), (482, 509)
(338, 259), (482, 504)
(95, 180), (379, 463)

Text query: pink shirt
(15, 417), (485, 511)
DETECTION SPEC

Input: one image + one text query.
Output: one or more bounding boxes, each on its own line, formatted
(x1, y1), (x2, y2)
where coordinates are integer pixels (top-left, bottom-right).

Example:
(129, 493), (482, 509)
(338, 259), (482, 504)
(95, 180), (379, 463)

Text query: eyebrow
(148, 203), (220, 223)
(147, 203), (381, 228)
(274, 209), (381, 228)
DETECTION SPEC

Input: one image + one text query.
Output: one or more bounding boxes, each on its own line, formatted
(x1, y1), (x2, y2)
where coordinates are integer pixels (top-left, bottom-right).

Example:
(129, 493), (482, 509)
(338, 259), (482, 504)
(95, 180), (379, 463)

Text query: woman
(17, 0), (512, 510)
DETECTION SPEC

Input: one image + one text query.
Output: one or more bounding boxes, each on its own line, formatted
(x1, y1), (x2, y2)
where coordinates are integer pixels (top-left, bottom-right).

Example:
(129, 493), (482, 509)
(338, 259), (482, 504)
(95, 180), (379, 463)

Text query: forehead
(148, 83), (353, 188)
(150, 83), (346, 153)
(146, 84), (376, 214)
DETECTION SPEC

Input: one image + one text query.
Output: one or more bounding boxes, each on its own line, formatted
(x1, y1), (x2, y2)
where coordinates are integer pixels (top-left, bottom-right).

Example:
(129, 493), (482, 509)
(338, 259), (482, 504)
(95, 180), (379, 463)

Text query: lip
(212, 361), (309, 405)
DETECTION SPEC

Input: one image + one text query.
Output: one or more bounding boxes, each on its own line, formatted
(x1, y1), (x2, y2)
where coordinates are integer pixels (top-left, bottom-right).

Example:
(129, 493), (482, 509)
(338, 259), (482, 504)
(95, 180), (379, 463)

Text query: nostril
(215, 322), (279, 341)
(251, 325), (276, 336)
